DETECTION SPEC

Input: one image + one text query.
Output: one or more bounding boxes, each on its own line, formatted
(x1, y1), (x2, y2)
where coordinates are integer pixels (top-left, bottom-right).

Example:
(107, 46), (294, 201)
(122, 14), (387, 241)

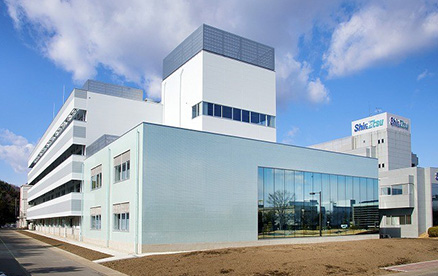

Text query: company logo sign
(354, 119), (384, 133)
(390, 117), (409, 130)
(435, 172), (438, 181)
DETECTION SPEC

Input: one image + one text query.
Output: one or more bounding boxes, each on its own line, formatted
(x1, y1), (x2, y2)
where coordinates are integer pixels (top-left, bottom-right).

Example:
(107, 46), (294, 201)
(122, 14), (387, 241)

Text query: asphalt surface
(0, 230), (105, 276)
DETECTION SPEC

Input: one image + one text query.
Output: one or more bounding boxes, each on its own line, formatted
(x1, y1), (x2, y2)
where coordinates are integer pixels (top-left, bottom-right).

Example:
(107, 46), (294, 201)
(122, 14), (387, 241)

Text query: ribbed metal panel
(86, 134), (119, 157)
(163, 24), (275, 80)
(82, 80), (143, 101)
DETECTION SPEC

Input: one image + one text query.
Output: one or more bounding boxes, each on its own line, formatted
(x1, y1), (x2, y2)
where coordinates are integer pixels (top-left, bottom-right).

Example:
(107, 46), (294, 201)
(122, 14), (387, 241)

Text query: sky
(0, 0), (437, 186)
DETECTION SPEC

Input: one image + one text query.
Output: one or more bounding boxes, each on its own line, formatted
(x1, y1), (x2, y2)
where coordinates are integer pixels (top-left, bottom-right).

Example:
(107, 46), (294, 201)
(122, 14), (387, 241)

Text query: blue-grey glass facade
(258, 167), (379, 238)
(163, 24), (275, 80)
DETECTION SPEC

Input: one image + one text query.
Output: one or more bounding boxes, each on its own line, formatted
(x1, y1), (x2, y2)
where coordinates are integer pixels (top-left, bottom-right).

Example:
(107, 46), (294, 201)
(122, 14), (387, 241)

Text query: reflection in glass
(258, 167), (379, 239)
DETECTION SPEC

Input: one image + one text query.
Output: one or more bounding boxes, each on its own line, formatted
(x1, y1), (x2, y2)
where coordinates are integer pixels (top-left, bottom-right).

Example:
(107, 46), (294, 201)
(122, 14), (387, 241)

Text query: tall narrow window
(91, 165), (102, 190)
(233, 108), (241, 121)
(114, 151), (130, 183)
(90, 207), (101, 230)
(250, 112), (260, 124)
(113, 202), (129, 232)
(242, 110), (250, 123)
(214, 104), (222, 117)
(259, 114), (266, 126)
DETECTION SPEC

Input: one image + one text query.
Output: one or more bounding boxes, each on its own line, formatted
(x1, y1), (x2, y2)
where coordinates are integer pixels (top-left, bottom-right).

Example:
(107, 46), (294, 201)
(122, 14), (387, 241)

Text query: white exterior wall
(85, 90), (163, 146)
(27, 87), (163, 224)
(18, 184), (31, 228)
(379, 167), (438, 237)
(162, 51), (203, 130)
(162, 51), (276, 142)
(312, 112), (412, 172)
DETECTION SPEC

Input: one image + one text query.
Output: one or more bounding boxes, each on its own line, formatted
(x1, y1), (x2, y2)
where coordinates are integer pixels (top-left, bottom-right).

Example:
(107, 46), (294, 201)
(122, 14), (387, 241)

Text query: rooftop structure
(163, 24), (275, 80)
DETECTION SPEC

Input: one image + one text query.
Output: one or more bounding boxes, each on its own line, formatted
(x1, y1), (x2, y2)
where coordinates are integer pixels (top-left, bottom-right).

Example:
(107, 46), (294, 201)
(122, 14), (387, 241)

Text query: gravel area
(103, 238), (438, 276)
(18, 230), (112, 261)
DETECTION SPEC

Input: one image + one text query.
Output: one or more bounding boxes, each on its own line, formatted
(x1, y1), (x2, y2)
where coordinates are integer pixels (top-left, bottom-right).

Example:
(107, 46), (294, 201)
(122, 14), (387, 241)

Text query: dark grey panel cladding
(73, 126), (86, 138)
(74, 89), (87, 99)
(163, 24), (275, 80)
(162, 25), (203, 80)
(86, 134), (119, 157)
(82, 80), (143, 101)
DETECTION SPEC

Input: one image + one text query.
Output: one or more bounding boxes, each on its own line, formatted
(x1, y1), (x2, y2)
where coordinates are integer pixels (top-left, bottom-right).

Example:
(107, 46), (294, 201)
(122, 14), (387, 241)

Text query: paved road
(0, 230), (105, 276)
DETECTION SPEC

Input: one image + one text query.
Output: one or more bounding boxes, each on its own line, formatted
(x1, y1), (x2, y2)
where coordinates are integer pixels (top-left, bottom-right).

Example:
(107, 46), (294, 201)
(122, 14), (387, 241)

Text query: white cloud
(277, 53), (330, 105)
(0, 129), (35, 173)
(417, 69), (434, 81)
(281, 126), (300, 144)
(5, 0), (340, 104)
(307, 78), (330, 104)
(323, 1), (438, 78)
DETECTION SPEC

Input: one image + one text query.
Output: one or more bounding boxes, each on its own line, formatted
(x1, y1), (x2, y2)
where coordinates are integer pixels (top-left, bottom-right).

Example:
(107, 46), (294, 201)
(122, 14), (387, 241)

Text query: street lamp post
(310, 191), (322, 237)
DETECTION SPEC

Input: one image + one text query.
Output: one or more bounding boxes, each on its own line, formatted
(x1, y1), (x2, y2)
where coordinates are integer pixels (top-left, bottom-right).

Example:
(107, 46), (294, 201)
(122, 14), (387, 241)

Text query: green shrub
(428, 226), (438, 237)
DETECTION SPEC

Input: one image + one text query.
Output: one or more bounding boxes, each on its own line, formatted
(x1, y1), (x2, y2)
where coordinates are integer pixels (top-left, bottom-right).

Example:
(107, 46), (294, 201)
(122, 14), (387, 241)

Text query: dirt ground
(103, 238), (438, 276)
(18, 230), (112, 261)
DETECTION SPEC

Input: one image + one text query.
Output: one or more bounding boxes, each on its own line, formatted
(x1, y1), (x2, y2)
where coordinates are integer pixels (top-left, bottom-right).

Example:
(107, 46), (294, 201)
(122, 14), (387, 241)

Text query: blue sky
(0, 0), (437, 186)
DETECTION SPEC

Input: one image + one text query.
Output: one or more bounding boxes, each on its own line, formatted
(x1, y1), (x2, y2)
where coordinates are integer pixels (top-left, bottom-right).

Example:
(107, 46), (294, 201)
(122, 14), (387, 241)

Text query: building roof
(162, 24), (275, 80)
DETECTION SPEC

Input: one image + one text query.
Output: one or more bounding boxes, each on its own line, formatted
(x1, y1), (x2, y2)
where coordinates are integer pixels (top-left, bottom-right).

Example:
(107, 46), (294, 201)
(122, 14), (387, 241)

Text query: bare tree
(267, 190), (294, 230)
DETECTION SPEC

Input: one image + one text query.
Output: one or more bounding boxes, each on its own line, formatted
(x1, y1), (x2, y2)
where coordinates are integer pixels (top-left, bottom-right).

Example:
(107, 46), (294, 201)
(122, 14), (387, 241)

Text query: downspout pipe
(106, 148), (111, 248)
(179, 69), (184, 127)
(135, 129), (140, 254)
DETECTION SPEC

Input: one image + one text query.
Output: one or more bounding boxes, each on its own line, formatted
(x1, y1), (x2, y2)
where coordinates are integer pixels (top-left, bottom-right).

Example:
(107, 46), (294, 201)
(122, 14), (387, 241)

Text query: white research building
(25, 25), (380, 253)
(312, 112), (438, 238)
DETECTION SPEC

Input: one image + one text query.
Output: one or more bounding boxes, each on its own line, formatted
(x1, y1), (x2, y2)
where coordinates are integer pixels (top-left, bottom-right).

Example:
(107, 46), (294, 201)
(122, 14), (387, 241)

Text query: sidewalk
(23, 230), (130, 261)
(3, 230), (128, 276)
(383, 259), (438, 275)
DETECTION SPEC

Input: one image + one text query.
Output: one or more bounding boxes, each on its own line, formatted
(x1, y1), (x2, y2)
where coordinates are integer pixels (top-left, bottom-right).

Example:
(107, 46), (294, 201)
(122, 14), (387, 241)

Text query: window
(259, 114), (266, 126)
(378, 139), (381, 144)
(222, 106), (232, 119)
(192, 103), (201, 119)
(405, 214), (411, 224)
(242, 110), (250, 122)
(233, 108), (241, 121)
(381, 186), (391, 195)
(267, 115), (275, 127)
(214, 104), (222, 117)
(90, 206), (101, 230)
(382, 139), (384, 143)
(382, 163), (385, 168)
(91, 165), (102, 190)
(392, 185), (403, 195)
(196, 101), (275, 128)
(385, 215), (412, 225)
(113, 203), (129, 231)
(378, 164), (381, 168)
(203, 102), (214, 116)
(114, 151), (130, 183)
(250, 112), (260, 124)
(91, 215), (101, 230)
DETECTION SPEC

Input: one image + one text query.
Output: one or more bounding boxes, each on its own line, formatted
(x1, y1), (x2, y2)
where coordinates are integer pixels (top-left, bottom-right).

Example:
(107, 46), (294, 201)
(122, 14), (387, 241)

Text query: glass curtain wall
(258, 167), (379, 239)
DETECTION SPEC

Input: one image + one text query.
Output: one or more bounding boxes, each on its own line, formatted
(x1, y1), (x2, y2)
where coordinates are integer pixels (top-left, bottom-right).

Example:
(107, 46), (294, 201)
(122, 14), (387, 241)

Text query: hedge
(428, 226), (438, 237)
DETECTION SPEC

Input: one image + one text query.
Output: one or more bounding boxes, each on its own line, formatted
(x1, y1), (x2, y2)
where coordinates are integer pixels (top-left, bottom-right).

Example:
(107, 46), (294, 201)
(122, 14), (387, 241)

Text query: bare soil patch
(18, 230), (111, 261)
(103, 238), (438, 276)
